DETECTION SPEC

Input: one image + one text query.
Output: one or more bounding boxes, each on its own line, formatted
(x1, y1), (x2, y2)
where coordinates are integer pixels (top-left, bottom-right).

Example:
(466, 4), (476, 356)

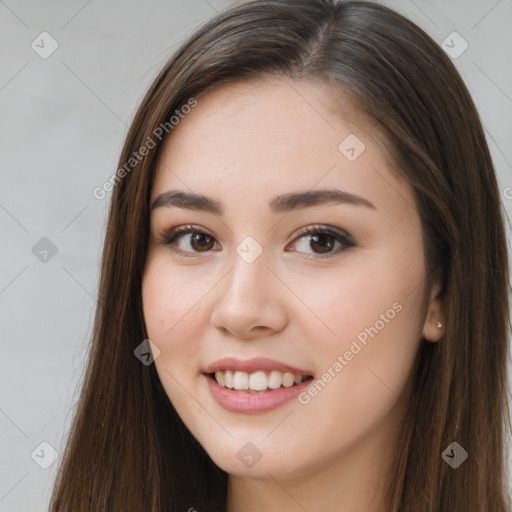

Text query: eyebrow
(150, 188), (376, 215)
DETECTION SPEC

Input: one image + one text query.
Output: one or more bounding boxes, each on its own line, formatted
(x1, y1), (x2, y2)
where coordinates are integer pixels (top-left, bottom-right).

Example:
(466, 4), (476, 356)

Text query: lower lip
(203, 374), (313, 414)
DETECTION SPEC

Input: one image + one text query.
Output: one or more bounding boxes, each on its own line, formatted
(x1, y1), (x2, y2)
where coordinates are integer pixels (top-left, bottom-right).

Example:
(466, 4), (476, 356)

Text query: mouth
(203, 370), (315, 414)
(206, 370), (314, 393)
(202, 357), (315, 412)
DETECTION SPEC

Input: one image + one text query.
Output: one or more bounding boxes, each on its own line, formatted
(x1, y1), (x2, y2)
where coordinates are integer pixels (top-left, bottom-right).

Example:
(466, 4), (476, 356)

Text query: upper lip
(204, 357), (313, 376)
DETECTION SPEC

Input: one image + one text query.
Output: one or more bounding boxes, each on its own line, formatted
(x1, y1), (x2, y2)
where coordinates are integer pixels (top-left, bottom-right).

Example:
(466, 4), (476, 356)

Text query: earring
(437, 321), (442, 328)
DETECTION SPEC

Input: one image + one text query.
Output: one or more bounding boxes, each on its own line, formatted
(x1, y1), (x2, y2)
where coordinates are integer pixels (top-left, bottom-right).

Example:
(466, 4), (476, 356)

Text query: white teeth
(215, 371), (225, 386)
(224, 370), (234, 389)
(233, 371), (249, 390)
(282, 372), (295, 387)
(249, 370), (268, 391)
(268, 370), (282, 389)
(213, 369), (309, 391)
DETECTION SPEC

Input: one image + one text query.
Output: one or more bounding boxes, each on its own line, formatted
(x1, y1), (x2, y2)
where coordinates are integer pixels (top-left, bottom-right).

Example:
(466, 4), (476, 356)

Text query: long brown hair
(48, 1), (511, 510)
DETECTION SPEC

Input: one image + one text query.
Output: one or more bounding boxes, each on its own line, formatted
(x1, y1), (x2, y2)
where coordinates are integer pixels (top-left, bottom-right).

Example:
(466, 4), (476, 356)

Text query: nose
(210, 251), (288, 340)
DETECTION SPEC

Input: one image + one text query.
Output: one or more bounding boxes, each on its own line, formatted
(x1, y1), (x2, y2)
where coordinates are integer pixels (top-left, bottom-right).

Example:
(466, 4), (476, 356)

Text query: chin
(201, 437), (308, 480)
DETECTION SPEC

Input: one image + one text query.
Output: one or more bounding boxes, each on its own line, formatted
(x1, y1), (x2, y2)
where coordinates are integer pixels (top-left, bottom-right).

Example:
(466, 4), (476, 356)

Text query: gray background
(0, 0), (511, 510)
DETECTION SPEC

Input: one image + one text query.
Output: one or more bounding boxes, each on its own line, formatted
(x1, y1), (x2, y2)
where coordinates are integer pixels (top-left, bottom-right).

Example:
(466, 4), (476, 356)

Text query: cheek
(142, 257), (211, 339)
(292, 249), (425, 404)
(142, 262), (207, 418)
(291, 255), (422, 351)
(141, 261), (207, 391)
(291, 273), (422, 458)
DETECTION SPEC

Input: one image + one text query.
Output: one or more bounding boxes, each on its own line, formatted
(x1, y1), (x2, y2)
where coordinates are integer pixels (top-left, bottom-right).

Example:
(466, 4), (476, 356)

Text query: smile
(212, 369), (310, 392)
(204, 372), (314, 414)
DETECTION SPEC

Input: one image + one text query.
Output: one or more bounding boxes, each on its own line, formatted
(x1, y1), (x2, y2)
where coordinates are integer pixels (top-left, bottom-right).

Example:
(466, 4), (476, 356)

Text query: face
(142, 78), (442, 481)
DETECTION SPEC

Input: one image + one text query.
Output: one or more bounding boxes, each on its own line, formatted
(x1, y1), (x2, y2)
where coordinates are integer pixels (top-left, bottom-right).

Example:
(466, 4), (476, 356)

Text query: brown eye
(189, 233), (215, 252)
(159, 223), (354, 260)
(308, 233), (336, 254)
(287, 225), (355, 259)
(160, 225), (220, 258)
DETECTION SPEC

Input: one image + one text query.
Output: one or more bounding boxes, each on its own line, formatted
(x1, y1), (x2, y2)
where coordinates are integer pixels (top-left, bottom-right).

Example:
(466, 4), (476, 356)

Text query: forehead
(158, 78), (373, 164)
(151, 78), (414, 216)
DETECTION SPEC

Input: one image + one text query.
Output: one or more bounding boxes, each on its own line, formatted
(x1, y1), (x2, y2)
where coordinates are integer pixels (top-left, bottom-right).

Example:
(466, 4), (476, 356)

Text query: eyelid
(157, 224), (219, 257)
(285, 224), (355, 259)
(157, 223), (355, 259)
(291, 224), (354, 243)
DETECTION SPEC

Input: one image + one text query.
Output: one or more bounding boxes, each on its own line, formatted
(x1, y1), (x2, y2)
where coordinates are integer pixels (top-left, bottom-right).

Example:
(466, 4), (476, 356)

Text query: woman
(48, 0), (511, 510)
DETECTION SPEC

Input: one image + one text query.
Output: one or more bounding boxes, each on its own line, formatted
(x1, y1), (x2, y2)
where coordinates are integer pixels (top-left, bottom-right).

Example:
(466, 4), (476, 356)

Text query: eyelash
(157, 223), (355, 260)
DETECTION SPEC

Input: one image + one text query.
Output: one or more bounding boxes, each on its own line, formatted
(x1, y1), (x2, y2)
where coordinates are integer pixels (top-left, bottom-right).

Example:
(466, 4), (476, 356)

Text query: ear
(422, 278), (445, 343)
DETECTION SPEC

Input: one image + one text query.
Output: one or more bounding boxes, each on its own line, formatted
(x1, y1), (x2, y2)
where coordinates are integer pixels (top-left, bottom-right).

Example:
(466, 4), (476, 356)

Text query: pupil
(311, 234), (334, 254)
(192, 233), (212, 251)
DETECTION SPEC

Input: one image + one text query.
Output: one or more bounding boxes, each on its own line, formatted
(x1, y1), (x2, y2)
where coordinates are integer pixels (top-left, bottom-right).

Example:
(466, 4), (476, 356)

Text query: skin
(142, 78), (444, 512)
